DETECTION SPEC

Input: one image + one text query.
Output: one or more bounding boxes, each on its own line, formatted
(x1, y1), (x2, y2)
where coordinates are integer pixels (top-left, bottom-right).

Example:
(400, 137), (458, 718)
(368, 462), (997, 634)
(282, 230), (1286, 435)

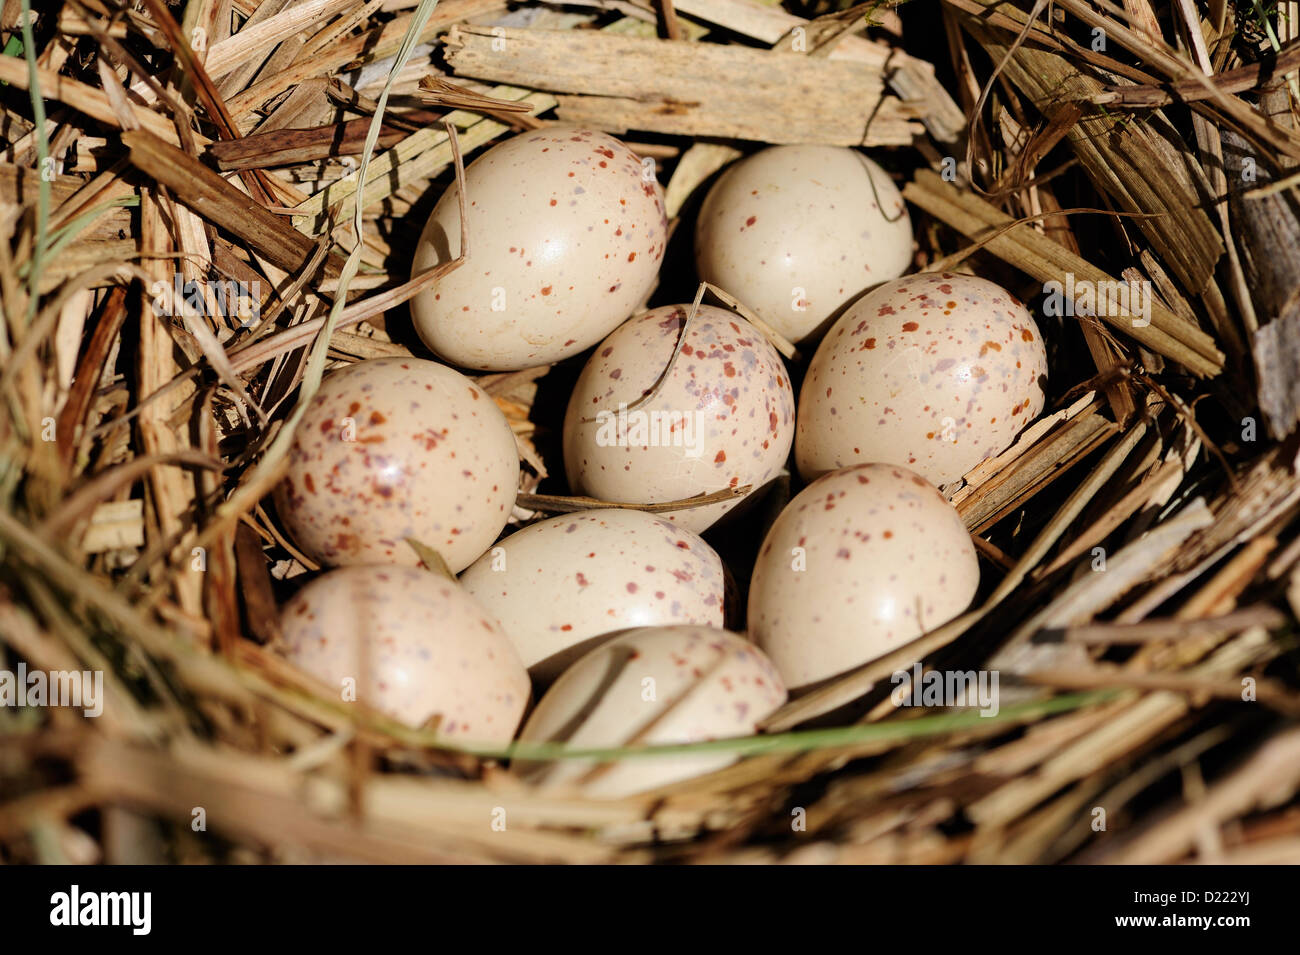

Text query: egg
(274, 357), (518, 572)
(748, 463), (980, 690)
(562, 304), (795, 532)
(276, 565), (530, 740)
(515, 626), (786, 798)
(460, 508), (726, 681)
(795, 272), (1047, 487)
(694, 145), (913, 344)
(408, 126), (667, 371)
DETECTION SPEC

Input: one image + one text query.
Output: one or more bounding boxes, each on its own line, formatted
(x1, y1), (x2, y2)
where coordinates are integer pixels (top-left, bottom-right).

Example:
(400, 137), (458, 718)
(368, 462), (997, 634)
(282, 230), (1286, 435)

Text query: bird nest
(1, 0), (1299, 864)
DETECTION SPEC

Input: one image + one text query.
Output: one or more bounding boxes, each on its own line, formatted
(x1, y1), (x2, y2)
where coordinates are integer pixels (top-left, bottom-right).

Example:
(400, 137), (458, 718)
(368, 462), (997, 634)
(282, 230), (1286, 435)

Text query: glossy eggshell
(516, 626), (786, 798)
(459, 508), (726, 681)
(748, 463), (979, 690)
(795, 272), (1047, 487)
(562, 304), (795, 532)
(274, 357), (518, 572)
(409, 126), (667, 371)
(695, 145), (913, 343)
(277, 565), (530, 740)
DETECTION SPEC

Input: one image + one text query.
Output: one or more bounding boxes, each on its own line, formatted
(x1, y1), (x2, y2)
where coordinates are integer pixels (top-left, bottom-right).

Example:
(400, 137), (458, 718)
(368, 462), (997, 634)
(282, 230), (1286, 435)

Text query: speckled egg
(277, 565), (530, 740)
(748, 463), (980, 690)
(795, 272), (1047, 487)
(562, 304), (795, 533)
(409, 126), (667, 371)
(695, 145), (913, 344)
(274, 357), (518, 572)
(516, 625), (786, 798)
(460, 508), (725, 681)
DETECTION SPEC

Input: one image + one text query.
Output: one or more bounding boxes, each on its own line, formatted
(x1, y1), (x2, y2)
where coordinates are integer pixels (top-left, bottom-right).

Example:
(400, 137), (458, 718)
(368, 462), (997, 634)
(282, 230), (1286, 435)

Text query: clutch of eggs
(562, 304), (795, 533)
(409, 126), (667, 371)
(259, 126), (1065, 792)
(695, 145), (913, 344)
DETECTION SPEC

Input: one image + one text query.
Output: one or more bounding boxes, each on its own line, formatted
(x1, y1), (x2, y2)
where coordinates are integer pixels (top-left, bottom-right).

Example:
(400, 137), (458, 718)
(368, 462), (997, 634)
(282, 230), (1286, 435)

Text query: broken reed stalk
(121, 129), (346, 278)
(442, 24), (919, 146)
